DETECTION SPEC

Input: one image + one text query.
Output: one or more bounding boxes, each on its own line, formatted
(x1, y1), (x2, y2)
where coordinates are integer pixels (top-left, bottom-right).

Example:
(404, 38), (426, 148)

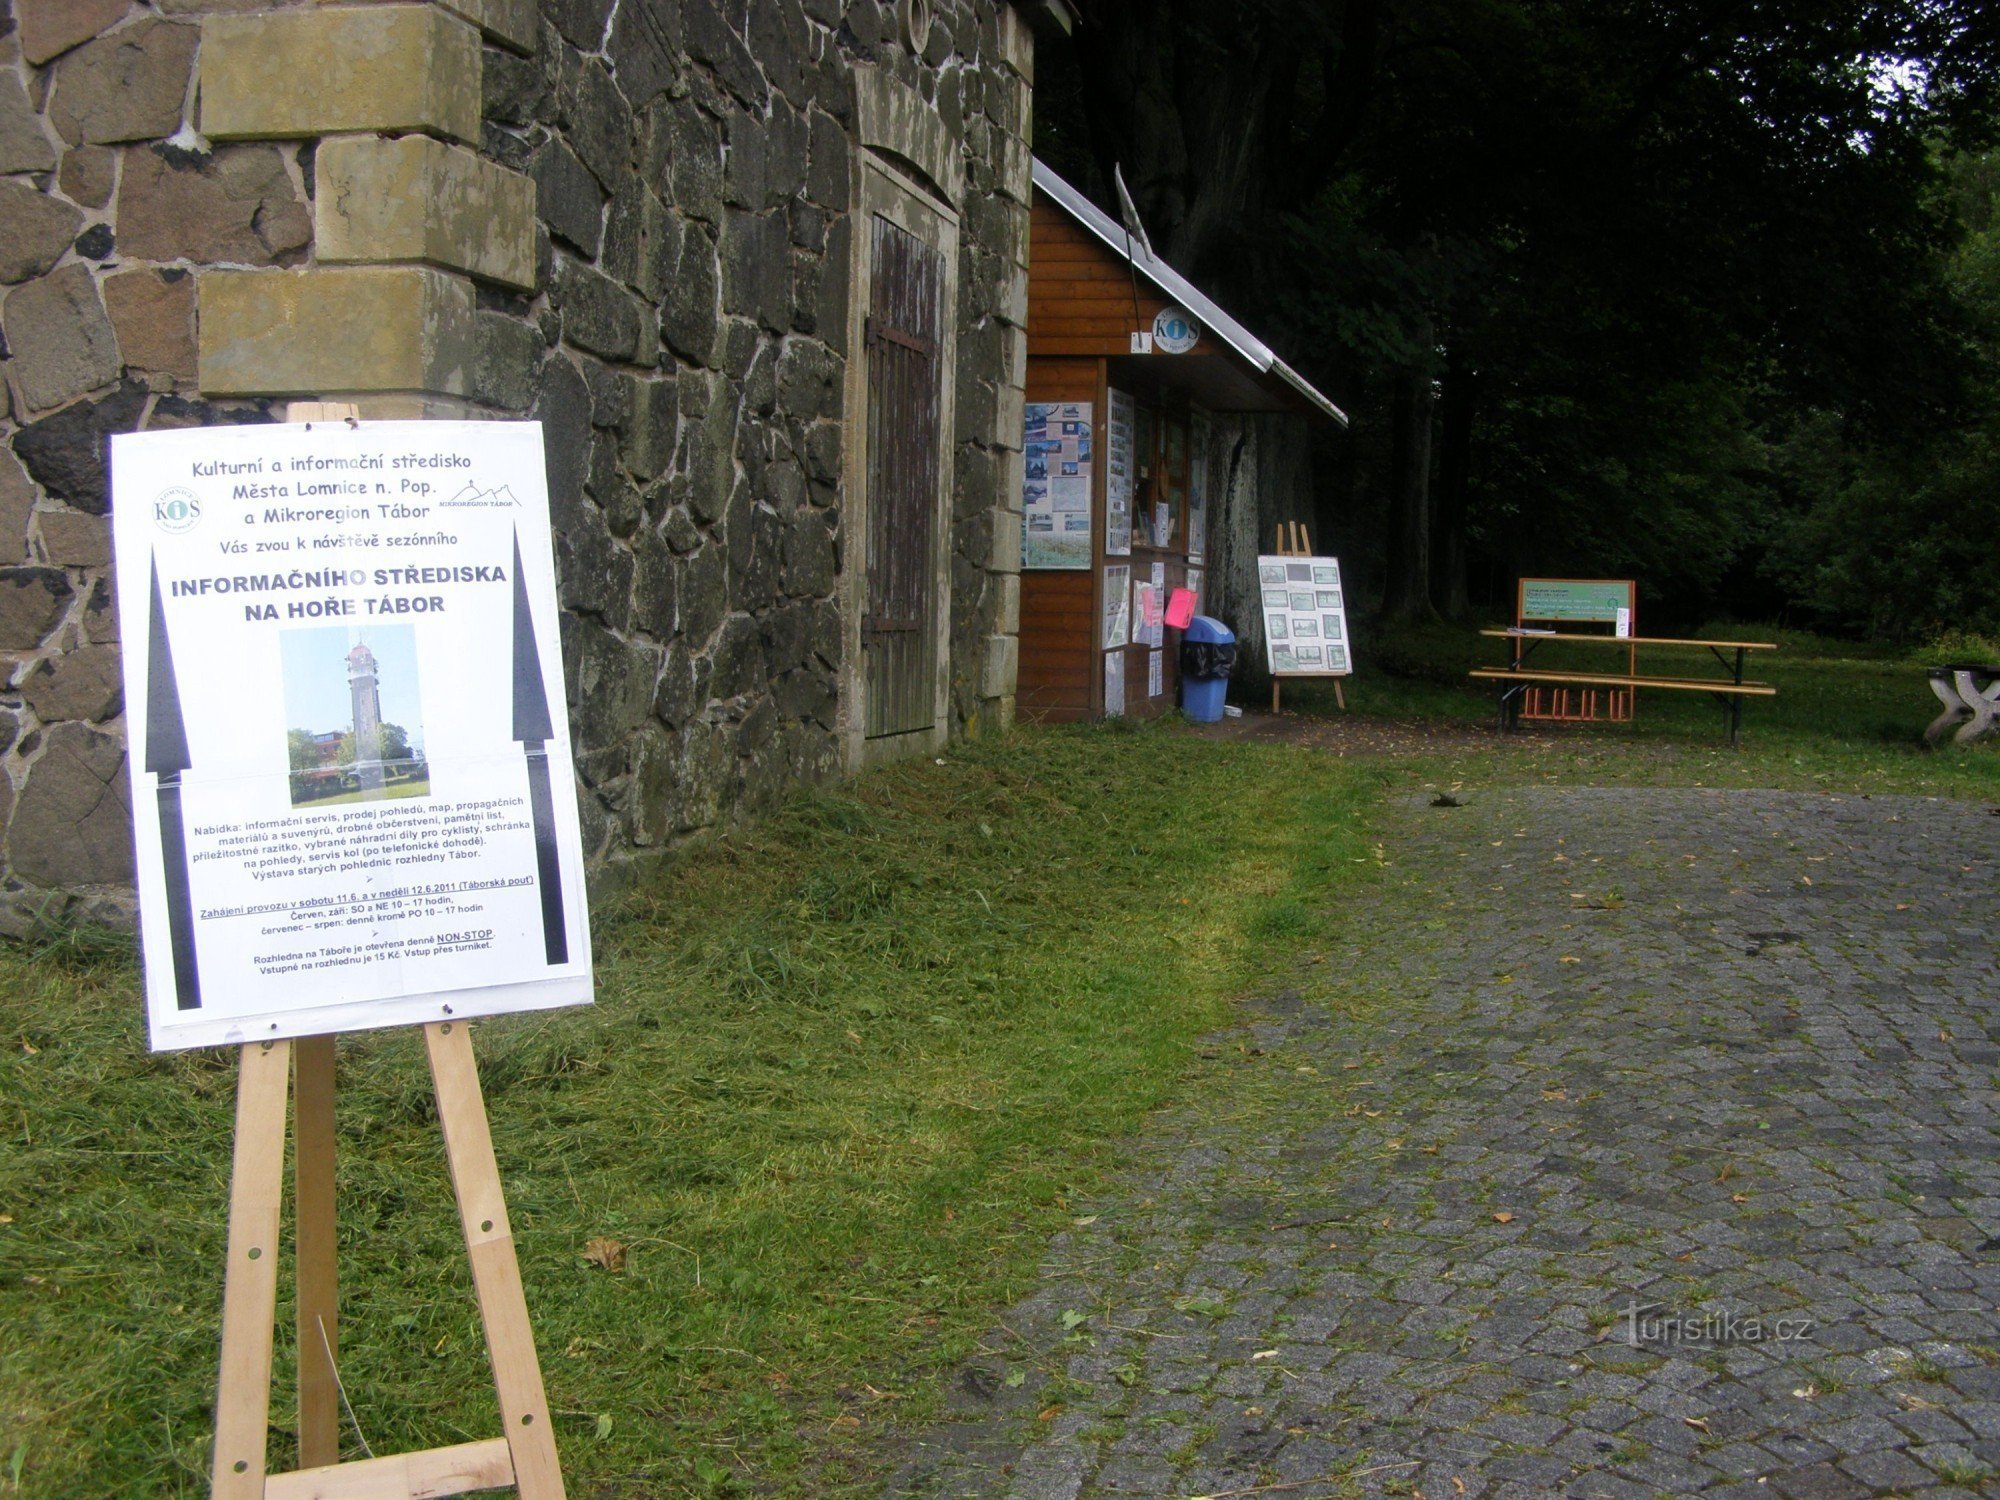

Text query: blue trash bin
(1179, 615), (1236, 723)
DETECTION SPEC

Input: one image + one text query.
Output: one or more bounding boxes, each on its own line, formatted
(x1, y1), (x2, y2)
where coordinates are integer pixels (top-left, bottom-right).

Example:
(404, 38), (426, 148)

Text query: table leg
(1925, 672), (1968, 746)
(1951, 670), (2000, 745)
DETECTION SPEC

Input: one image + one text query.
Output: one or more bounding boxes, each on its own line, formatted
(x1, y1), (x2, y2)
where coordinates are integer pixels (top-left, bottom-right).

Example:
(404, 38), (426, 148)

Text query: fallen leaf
(1492, 1211), (1515, 1224)
(1004, 1368), (1025, 1388)
(1559, 954), (1579, 964)
(581, 1237), (627, 1273)
(1453, 1481), (1467, 1496)
(1252, 1349), (1279, 1360)
(1059, 1310), (1088, 1330)
(1684, 1416), (1709, 1432)
(1731, 1193), (1750, 1204)
(1072, 1214), (1098, 1226)
(595, 1413), (614, 1440)
(830, 1414), (861, 1430)
(1037, 1405), (1063, 1422)
(1422, 1145), (1439, 1155)
(1940, 1029), (1953, 1043)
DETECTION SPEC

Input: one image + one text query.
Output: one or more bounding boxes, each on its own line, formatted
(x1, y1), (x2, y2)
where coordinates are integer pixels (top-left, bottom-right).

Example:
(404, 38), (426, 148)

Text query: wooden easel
(1271, 521), (1346, 715)
(214, 1026), (564, 1499)
(209, 402), (567, 1498)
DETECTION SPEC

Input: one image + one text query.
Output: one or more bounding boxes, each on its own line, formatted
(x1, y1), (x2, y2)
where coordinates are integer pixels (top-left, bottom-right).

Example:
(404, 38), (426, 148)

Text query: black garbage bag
(1180, 637), (1236, 680)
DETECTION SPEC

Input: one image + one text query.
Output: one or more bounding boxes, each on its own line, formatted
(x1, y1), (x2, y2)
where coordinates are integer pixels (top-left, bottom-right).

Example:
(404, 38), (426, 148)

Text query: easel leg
(426, 1022), (566, 1500)
(213, 1040), (293, 1499)
(1272, 679), (1281, 715)
(293, 1035), (340, 1469)
(1333, 680), (1346, 711)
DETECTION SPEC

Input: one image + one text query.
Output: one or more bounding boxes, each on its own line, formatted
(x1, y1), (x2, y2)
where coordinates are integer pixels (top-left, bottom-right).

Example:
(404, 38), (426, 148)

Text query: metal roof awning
(1031, 158), (1349, 427)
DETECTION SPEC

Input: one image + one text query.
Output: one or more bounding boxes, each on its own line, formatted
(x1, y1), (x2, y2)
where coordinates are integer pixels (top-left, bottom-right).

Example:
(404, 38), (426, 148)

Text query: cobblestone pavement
(886, 788), (2000, 1498)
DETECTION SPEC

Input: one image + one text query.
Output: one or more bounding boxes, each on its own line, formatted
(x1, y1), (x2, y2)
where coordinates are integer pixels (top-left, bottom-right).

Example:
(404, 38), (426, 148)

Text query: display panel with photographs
(1022, 402), (1093, 568)
(1258, 554), (1354, 678)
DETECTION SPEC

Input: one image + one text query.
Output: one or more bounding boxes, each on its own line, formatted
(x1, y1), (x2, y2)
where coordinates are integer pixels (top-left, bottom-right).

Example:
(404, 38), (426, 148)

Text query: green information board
(1518, 578), (1634, 623)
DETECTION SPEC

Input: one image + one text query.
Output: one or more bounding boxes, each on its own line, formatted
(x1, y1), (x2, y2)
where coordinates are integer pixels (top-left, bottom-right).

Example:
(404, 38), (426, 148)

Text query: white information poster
(1148, 649), (1163, 698)
(1101, 563), (1131, 649)
(1104, 650), (1126, 717)
(1022, 401), (1093, 569)
(1186, 567), (1204, 615)
(1132, 566), (1166, 650)
(1105, 388), (1134, 556)
(1259, 554), (1354, 677)
(112, 420), (594, 1051)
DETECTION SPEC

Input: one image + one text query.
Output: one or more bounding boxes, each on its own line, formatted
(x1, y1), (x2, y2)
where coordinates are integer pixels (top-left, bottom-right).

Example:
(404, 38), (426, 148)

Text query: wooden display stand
(207, 401), (567, 1499)
(1270, 522), (1346, 715)
(213, 1026), (564, 1500)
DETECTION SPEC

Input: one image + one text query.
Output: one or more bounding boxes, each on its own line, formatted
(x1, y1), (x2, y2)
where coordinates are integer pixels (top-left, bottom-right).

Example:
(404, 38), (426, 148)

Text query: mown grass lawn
(1283, 618), (2000, 800)
(3, 625), (1995, 1498)
(0, 724), (1383, 1497)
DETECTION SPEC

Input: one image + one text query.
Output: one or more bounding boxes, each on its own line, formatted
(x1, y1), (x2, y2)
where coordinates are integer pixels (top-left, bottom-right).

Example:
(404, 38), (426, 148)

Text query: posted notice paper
(112, 420), (593, 1051)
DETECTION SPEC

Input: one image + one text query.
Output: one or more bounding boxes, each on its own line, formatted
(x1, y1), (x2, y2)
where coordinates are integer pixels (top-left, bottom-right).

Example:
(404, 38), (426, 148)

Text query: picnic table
(1924, 664), (2000, 746)
(1470, 629), (1778, 748)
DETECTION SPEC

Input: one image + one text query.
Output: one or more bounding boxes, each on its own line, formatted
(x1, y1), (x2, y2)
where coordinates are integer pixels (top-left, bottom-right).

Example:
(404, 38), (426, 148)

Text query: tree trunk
(1378, 366), (1438, 624)
(1432, 343), (1479, 622)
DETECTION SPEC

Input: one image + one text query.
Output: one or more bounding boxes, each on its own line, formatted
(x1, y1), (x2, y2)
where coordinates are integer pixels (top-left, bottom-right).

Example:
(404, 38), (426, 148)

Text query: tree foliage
(1045, 0), (2000, 633)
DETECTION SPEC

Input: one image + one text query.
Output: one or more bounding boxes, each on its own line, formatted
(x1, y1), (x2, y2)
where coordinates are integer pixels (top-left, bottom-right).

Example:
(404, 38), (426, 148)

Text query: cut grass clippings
(0, 721), (1382, 1498)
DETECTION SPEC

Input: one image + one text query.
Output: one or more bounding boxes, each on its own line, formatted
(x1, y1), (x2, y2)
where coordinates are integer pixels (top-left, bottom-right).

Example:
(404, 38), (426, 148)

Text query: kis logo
(154, 488), (201, 533)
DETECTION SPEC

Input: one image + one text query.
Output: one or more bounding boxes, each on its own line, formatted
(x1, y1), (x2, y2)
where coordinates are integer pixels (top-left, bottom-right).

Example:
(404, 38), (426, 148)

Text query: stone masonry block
(198, 265), (478, 397)
(997, 4), (1035, 83)
(18, 0), (135, 68)
(422, 0), (538, 53)
(316, 135), (536, 291)
(47, 18), (199, 146)
(999, 570), (1019, 634)
(991, 502), (1023, 574)
(981, 632), (1018, 700)
(201, 6), (481, 145)
(995, 382), (1025, 452)
(3, 265), (123, 415)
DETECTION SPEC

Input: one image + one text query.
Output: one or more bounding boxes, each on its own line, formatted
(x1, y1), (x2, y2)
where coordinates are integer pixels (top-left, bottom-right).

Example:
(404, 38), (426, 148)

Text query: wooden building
(1017, 161), (1348, 722)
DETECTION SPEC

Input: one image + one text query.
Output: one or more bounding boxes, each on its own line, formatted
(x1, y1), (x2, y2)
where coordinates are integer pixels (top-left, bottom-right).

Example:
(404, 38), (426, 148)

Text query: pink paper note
(1164, 587), (1196, 630)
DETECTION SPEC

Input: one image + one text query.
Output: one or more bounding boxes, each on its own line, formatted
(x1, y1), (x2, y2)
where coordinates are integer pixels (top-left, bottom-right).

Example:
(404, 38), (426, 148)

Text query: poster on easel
(112, 420), (594, 1052)
(1259, 553), (1354, 678)
(1022, 401), (1093, 569)
(1105, 388), (1134, 556)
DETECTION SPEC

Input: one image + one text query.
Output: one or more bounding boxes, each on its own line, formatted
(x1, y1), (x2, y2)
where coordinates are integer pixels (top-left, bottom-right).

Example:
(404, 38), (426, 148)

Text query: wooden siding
(1016, 354), (1101, 723)
(1028, 198), (1170, 357)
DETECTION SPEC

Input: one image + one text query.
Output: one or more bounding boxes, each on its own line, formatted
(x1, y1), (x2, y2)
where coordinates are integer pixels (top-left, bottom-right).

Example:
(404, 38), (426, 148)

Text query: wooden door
(862, 213), (945, 740)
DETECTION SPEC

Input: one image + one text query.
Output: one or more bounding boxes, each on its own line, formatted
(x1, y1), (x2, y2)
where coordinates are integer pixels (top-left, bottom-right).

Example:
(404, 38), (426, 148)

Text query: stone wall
(0, 0), (1037, 931)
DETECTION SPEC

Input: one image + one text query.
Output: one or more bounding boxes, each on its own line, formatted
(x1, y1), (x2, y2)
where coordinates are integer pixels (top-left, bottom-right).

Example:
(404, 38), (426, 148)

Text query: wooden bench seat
(1469, 668), (1775, 696)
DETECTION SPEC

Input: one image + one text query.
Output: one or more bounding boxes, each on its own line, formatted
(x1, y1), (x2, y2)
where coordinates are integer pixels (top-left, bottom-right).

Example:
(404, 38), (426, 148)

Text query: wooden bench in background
(1471, 638), (1778, 747)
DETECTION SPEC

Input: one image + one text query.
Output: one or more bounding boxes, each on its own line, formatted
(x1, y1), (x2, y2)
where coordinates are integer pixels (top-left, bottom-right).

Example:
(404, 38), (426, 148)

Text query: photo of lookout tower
(280, 625), (430, 807)
(348, 641), (386, 793)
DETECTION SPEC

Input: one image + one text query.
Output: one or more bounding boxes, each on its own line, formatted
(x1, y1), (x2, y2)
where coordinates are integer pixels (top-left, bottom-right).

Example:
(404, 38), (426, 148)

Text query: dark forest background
(1028, 1), (2000, 639)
